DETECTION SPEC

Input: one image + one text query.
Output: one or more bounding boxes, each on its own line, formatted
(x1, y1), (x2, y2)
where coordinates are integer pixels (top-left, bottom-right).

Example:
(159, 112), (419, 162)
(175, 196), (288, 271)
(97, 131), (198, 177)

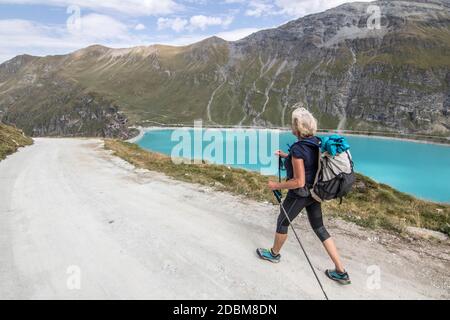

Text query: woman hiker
(257, 107), (351, 285)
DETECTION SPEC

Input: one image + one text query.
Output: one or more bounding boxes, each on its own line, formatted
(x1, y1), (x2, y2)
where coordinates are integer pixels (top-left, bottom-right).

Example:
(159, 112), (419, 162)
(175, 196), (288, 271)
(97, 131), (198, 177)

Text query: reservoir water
(136, 128), (450, 203)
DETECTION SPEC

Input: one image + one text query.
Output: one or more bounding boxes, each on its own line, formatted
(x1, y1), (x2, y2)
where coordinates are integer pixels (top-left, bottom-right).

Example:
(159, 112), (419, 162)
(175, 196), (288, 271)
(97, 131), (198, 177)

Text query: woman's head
(291, 105), (317, 138)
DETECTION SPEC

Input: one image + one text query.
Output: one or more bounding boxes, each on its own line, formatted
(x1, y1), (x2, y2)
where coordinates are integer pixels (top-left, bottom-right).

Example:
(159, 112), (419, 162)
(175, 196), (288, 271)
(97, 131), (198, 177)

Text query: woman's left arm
(268, 157), (306, 190)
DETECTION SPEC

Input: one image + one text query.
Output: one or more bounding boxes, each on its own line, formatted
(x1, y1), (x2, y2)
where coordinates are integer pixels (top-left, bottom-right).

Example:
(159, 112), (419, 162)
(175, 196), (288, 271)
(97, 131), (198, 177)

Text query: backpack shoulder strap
(310, 147), (323, 202)
(312, 145), (322, 185)
(346, 150), (354, 172)
(297, 137), (321, 149)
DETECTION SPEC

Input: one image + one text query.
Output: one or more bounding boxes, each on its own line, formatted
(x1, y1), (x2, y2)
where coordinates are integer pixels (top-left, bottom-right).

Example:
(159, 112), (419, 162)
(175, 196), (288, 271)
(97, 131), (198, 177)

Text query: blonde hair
(291, 106), (317, 138)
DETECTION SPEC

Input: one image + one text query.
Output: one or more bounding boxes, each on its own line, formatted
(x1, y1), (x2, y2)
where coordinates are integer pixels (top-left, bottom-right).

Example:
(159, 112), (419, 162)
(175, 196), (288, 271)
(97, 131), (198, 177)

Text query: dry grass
(105, 140), (450, 236)
(105, 139), (274, 202)
(0, 123), (33, 161)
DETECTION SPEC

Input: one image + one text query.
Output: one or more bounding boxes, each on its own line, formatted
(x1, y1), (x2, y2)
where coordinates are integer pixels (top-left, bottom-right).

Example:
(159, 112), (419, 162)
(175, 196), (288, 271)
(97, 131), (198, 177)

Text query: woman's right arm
(275, 150), (288, 158)
(268, 157), (306, 190)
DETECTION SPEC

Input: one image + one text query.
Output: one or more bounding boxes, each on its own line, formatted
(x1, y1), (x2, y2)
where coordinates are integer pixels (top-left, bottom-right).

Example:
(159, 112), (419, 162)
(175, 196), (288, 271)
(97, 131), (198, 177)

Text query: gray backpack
(310, 149), (356, 203)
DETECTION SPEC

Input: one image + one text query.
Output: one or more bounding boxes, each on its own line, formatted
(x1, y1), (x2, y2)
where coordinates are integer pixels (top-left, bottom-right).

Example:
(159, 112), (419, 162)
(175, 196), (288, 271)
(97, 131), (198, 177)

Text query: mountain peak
(205, 36), (226, 42)
(71, 44), (110, 58)
(193, 36), (227, 47)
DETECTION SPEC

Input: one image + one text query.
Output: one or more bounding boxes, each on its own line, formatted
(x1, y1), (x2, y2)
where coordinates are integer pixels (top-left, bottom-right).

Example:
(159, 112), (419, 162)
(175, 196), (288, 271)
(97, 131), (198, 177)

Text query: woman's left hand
(268, 181), (280, 190)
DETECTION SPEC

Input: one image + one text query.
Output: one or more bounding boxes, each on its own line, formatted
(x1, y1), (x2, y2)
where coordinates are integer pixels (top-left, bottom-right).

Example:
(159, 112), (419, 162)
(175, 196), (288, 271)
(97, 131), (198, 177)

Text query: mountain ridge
(0, 0), (449, 137)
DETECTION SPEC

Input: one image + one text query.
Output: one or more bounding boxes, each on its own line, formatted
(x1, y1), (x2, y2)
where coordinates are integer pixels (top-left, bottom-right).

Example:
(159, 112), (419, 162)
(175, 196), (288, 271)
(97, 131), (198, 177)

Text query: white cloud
(135, 23), (146, 31)
(0, 19), (68, 49)
(245, 1), (274, 17)
(189, 15), (233, 30)
(0, 16), (151, 63)
(0, 19), (75, 62)
(0, 27), (248, 63)
(0, 0), (181, 16)
(157, 17), (188, 32)
(0, 15), (249, 63)
(158, 15), (234, 32)
(71, 14), (130, 41)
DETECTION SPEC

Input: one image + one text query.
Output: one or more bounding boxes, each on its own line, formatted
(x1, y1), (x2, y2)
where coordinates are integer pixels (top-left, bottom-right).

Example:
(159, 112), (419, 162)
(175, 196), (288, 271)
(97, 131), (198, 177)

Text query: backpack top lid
(320, 135), (350, 157)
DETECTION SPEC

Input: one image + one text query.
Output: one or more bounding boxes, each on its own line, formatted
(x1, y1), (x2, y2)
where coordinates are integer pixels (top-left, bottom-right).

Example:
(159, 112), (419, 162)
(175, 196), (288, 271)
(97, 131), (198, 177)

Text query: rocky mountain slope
(0, 0), (449, 137)
(0, 56), (133, 139)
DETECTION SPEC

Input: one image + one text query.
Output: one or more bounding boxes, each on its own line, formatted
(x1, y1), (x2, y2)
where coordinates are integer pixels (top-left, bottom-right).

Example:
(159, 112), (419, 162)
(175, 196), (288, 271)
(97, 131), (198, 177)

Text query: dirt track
(0, 138), (448, 299)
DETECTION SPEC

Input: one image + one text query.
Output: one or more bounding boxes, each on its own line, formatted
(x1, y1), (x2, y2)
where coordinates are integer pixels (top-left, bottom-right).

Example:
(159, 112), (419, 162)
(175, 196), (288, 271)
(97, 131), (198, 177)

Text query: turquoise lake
(136, 129), (450, 203)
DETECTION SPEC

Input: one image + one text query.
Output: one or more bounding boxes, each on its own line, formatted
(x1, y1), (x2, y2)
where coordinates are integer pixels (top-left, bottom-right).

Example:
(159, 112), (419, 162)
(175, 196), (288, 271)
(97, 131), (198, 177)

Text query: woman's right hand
(275, 150), (288, 158)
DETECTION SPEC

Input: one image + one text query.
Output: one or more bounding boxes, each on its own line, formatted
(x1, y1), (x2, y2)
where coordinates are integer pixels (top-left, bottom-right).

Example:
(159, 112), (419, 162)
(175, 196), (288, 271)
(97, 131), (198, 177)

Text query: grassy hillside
(0, 123), (33, 160)
(105, 140), (450, 237)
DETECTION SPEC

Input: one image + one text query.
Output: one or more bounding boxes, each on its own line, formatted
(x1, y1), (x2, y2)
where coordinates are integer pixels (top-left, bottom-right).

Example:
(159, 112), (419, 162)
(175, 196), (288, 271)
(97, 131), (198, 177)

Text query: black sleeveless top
(284, 136), (320, 188)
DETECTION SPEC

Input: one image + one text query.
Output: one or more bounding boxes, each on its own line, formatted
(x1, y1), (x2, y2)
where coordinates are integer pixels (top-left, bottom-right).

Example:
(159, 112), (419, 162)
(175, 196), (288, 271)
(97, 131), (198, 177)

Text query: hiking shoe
(325, 269), (351, 285)
(256, 248), (281, 263)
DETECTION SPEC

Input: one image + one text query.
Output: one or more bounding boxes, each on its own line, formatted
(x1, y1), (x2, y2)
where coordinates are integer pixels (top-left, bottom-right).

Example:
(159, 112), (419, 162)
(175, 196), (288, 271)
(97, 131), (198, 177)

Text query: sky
(0, 0), (372, 63)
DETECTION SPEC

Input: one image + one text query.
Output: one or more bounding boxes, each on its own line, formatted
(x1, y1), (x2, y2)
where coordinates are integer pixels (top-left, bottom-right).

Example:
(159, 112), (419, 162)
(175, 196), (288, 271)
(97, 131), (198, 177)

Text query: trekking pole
(273, 156), (329, 301)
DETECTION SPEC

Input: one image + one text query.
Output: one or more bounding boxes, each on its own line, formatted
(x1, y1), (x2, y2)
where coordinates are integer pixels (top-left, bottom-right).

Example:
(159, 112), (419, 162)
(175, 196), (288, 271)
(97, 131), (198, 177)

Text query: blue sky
(0, 0), (371, 63)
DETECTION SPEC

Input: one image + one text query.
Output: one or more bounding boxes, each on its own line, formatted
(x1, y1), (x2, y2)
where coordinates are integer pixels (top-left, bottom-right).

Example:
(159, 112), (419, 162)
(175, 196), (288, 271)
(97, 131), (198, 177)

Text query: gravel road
(0, 138), (448, 299)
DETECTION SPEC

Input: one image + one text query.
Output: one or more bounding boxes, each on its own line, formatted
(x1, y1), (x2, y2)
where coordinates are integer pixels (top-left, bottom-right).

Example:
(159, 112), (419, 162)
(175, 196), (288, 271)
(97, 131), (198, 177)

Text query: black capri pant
(276, 194), (331, 242)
